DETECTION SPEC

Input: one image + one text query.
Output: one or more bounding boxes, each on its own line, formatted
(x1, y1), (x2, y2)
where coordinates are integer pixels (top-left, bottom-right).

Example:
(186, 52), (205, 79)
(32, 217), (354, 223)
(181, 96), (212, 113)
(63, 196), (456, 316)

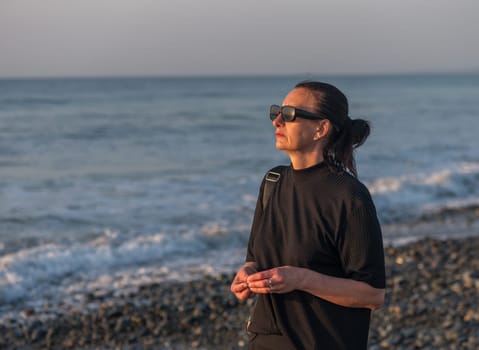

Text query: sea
(1, 74), (479, 318)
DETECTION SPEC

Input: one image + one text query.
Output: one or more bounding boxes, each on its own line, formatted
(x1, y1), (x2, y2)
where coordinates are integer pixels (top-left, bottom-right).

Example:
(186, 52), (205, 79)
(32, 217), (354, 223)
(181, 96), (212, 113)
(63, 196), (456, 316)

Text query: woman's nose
(272, 114), (285, 127)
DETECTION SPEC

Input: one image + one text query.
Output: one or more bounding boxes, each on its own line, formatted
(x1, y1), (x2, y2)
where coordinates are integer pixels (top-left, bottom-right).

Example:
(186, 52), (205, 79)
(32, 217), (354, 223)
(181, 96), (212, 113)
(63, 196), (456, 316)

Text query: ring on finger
(268, 278), (274, 292)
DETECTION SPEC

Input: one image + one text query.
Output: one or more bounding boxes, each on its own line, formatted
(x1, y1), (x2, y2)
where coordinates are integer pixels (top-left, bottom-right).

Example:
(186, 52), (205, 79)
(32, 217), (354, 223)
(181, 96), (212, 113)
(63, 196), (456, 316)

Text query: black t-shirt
(246, 163), (386, 350)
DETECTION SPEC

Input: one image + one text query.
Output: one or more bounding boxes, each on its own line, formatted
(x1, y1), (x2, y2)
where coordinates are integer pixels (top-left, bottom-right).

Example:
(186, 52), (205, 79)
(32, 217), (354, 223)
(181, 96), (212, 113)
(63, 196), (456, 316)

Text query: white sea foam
(420, 197), (479, 214)
(0, 223), (246, 317)
(367, 162), (479, 195)
(366, 162), (479, 222)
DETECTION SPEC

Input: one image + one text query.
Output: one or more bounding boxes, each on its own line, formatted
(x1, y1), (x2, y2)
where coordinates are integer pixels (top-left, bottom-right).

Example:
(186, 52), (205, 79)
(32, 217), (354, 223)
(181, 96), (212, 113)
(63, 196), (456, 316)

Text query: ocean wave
(367, 162), (479, 223)
(367, 162), (479, 195)
(0, 223), (247, 313)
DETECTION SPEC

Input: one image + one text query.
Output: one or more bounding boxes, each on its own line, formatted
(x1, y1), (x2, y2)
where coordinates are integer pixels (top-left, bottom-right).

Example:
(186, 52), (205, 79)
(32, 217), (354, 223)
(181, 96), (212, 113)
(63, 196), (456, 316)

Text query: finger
(231, 282), (248, 293)
(236, 290), (252, 301)
(230, 283), (248, 293)
(258, 278), (285, 292)
(247, 278), (274, 293)
(233, 276), (246, 285)
(248, 286), (272, 294)
(247, 270), (272, 283)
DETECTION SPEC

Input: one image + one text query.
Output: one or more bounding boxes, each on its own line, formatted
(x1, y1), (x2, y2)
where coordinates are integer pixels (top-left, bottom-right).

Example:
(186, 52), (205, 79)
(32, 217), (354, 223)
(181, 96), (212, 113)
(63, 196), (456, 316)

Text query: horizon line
(1, 68), (479, 81)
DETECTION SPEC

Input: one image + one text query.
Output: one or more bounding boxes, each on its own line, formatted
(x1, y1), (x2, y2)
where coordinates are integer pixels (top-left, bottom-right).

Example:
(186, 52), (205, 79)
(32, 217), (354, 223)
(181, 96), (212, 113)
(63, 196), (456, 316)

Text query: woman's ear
(313, 120), (332, 141)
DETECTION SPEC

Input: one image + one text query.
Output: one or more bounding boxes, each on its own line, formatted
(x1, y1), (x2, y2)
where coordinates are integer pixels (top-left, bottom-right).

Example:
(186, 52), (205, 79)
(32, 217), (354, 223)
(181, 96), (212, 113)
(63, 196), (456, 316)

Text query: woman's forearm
(298, 267), (385, 310)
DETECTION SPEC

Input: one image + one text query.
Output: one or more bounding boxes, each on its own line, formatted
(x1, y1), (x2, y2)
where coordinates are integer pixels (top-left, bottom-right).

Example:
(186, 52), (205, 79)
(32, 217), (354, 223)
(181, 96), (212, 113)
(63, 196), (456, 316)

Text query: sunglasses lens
(269, 105), (281, 120)
(281, 106), (295, 122)
(269, 105), (297, 122)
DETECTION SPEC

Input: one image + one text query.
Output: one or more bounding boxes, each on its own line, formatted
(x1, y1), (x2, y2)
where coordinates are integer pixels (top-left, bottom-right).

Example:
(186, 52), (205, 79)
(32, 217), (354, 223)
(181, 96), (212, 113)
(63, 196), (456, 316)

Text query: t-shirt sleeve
(246, 180), (265, 262)
(337, 186), (386, 289)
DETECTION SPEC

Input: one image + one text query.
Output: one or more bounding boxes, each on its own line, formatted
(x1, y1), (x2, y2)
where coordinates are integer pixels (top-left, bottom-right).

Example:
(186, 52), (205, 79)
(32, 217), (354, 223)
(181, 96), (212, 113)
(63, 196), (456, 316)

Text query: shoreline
(381, 204), (479, 246)
(1, 234), (479, 349)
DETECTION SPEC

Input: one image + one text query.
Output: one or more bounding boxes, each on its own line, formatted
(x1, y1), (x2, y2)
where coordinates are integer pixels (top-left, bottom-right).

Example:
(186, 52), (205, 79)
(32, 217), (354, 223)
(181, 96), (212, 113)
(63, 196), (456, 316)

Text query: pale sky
(1, 0), (478, 78)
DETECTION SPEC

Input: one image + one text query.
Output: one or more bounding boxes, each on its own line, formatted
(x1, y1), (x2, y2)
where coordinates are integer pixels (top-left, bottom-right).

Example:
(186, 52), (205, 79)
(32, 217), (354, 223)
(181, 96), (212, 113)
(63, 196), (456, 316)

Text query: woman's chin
(275, 139), (287, 150)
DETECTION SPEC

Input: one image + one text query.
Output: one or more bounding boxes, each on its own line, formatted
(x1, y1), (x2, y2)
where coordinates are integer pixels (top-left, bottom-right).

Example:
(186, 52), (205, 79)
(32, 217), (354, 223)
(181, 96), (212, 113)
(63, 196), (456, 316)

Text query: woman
(231, 81), (386, 350)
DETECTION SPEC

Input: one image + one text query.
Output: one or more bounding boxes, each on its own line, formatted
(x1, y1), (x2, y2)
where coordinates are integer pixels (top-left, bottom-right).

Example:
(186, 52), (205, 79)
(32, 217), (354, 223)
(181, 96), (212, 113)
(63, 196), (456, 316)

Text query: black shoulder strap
(262, 166), (286, 210)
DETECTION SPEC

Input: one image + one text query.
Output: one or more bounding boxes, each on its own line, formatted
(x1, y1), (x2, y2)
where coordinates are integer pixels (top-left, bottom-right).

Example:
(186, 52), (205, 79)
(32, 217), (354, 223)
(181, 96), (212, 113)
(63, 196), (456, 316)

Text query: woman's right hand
(230, 262), (257, 301)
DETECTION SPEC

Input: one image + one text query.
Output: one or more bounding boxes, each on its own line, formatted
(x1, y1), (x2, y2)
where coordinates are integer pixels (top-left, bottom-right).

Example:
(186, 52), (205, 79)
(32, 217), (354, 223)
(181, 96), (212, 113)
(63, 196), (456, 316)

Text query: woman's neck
(289, 151), (324, 170)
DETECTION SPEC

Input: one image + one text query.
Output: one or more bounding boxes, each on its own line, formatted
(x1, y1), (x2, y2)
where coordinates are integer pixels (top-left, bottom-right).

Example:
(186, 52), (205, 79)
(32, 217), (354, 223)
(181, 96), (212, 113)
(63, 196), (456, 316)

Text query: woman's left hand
(246, 266), (305, 294)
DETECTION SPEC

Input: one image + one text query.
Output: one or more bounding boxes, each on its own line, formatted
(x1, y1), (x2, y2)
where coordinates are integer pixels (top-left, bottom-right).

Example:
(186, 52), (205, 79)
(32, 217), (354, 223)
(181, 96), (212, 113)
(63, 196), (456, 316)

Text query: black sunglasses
(269, 104), (325, 122)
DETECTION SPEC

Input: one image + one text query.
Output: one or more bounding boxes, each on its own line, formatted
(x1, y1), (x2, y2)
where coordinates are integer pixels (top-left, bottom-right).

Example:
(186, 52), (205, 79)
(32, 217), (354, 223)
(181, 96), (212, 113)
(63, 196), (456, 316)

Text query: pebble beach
(2, 214), (479, 350)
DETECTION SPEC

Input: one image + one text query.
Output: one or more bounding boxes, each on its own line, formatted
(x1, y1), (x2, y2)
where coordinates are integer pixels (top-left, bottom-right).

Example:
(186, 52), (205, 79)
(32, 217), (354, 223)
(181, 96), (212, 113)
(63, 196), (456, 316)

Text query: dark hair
(295, 81), (370, 177)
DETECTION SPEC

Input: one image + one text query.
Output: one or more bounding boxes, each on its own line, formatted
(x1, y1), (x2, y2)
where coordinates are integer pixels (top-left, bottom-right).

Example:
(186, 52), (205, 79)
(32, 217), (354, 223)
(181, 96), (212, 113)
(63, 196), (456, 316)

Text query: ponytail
(323, 118), (370, 177)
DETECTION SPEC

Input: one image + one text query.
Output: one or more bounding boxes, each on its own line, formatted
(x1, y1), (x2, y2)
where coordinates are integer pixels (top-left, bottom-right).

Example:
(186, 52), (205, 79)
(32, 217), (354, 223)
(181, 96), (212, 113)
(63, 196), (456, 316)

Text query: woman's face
(272, 87), (324, 154)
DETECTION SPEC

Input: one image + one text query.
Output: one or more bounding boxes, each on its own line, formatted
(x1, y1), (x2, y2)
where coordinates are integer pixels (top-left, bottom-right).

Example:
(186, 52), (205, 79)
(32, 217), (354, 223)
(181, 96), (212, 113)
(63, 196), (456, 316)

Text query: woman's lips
(275, 132), (284, 137)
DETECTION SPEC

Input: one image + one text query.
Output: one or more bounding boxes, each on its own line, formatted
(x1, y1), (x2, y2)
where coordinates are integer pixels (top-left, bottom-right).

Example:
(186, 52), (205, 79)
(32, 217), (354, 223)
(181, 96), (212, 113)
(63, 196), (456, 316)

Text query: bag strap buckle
(265, 171), (281, 183)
